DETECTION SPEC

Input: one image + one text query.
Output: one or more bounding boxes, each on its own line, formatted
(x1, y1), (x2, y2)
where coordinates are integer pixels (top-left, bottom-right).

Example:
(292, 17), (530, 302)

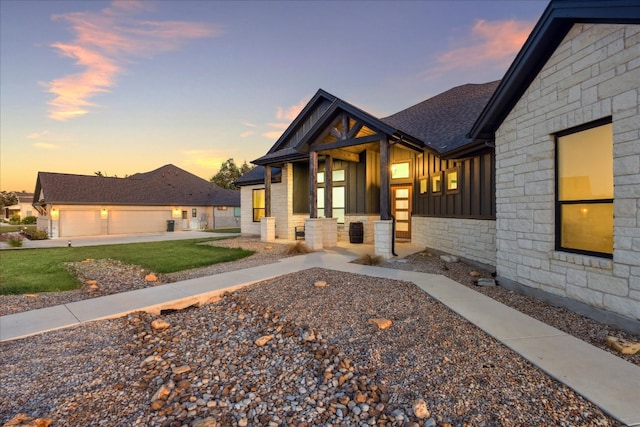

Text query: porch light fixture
(50, 208), (59, 220)
(100, 209), (109, 219)
(172, 208), (182, 218)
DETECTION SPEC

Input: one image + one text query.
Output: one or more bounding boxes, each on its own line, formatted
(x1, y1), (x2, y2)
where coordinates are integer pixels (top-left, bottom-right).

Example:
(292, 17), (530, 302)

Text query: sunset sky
(0, 0), (547, 192)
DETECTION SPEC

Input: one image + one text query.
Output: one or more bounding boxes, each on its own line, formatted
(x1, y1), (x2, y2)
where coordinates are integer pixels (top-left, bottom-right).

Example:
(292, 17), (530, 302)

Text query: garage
(59, 210), (101, 237)
(109, 210), (171, 234)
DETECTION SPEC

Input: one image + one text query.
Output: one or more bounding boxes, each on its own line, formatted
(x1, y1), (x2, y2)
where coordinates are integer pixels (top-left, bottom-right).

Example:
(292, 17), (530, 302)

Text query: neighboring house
(238, 0), (639, 331)
(32, 164), (240, 238)
(3, 192), (35, 221)
(467, 0), (640, 329)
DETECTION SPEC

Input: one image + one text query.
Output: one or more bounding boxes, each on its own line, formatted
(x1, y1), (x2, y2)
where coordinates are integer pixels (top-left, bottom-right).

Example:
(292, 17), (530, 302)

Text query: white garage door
(60, 211), (101, 237)
(109, 210), (171, 234)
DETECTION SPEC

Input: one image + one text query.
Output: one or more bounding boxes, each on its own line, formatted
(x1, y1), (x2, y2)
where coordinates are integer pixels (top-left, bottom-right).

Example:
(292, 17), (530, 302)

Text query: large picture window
(556, 119), (613, 257)
(252, 189), (265, 222)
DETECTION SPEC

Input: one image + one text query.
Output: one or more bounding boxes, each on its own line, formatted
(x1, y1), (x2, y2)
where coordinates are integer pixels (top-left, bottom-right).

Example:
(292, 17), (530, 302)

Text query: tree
(0, 191), (18, 208)
(210, 158), (253, 190)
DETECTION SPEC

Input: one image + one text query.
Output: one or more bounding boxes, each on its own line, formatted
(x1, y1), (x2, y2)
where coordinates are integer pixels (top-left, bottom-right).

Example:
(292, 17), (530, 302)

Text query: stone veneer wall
(340, 215), (379, 244)
(411, 216), (496, 267)
(495, 23), (640, 323)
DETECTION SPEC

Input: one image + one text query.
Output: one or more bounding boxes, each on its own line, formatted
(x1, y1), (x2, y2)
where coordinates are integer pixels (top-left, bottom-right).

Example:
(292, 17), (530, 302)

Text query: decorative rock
(314, 280), (327, 288)
(151, 384), (171, 402)
(368, 318), (392, 330)
(151, 319), (171, 330)
(254, 335), (274, 346)
(145, 273), (158, 282)
(469, 271), (481, 277)
(24, 294), (39, 298)
(85, 280), (98, 287)
(476, 278), (496, 287)
(81, 258), (94, 263)
(606, 336), (640, 355)
(192, 417), (217, 427)
(2, 413), (52, 427)
(440, 255), (459, 263)
(413, 398), (430, 419)
(172, 365), (192, 375)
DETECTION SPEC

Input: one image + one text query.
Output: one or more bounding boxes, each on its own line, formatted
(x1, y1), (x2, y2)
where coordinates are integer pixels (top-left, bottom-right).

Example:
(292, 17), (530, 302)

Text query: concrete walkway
(1, 243), (638, 425)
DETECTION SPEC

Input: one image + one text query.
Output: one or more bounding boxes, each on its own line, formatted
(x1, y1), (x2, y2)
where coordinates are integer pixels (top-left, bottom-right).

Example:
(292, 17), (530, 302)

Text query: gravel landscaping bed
(1, 237), (638, 426)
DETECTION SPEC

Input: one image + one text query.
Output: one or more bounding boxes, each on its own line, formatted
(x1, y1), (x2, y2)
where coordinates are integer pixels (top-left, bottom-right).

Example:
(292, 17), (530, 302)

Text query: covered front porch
(252, 90), (422, 258)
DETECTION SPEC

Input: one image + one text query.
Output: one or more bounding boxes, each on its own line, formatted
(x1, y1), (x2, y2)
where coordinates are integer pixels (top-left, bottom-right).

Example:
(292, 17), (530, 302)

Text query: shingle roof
(382, 81), (500, 153)
(234, 166), (282, 186)
(33, 164), (239, 207)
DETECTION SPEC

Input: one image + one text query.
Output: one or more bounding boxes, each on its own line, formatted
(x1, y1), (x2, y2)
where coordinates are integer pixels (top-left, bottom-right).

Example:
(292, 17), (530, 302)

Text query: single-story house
(3, 192), (35, 221)
(33, 164), (240, 238)
(237, 0), (639, 332)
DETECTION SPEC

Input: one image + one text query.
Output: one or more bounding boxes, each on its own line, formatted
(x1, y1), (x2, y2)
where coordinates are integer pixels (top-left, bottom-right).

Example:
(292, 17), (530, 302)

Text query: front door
(391, 185), (411, 239)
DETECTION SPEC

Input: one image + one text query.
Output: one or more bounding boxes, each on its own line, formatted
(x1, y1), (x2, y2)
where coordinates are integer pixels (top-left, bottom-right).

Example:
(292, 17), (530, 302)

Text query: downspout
(390, 213), (398, 257)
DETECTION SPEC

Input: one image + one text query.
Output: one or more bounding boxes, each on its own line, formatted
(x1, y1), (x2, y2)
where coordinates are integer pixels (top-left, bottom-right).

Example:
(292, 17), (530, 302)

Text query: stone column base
(374, 220), (393, 259)
(304, 218), (324, 251)
(323, 218), (338, 248)
(260, 217), (276, 242)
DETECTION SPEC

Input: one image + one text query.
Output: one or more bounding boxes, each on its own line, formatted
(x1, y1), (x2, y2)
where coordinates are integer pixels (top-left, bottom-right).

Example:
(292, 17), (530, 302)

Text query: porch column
(380, 136), (390, 220)
(309, 151), (318, 218)
(324, 154), (332, 218)
(376, 136), (393, 257)
(264, 165), (271, 218)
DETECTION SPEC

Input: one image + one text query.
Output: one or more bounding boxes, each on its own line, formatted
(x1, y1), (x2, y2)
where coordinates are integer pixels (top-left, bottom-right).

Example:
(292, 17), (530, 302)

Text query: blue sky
(0, 0), (548, 192)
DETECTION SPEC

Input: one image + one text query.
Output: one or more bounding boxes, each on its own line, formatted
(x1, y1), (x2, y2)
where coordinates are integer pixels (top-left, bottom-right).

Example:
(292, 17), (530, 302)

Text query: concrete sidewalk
(1, 249), (639, 425)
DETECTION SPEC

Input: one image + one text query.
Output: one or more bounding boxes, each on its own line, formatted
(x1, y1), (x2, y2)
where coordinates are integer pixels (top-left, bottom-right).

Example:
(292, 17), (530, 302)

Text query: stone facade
(495, 24), (640, 321)
(411, 216), (496, 267)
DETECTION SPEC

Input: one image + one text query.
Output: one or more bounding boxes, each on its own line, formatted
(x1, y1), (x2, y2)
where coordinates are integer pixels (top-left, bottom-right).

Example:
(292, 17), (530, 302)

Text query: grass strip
(0, 238), (252, 295)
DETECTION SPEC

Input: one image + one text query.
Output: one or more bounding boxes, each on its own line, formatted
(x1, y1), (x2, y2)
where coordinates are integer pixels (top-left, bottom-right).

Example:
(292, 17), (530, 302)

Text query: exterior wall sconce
(50, 208), (59, 220)
(100, 209), (109, 219)
(172, 208), (182, 218)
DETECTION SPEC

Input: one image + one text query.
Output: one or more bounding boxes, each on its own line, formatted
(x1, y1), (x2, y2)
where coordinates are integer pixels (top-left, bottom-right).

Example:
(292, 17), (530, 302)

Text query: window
(192, 208), (197, 218)
(556, 120), (613, 257)
(446, 168), (459, 192)
(332, 169), (345, 182)
(316, 186), (345, 223)
(252, 189), (265, 222)
(431, 173), (442, 195)
(419, 178), (427, 194)
(317, 171), (325, 184)
(391, 162), (410, 179)
(234, 207), (241, 217)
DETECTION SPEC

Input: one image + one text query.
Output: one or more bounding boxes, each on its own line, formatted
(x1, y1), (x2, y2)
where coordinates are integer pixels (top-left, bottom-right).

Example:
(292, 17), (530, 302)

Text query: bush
(352, 254), (385, 266)
(284, 241), (313, 255)
(21, 228), (48, 240)
(21, 216), (37, 224)
(9, 215), (21, 224)
(1, 232), (24, 247)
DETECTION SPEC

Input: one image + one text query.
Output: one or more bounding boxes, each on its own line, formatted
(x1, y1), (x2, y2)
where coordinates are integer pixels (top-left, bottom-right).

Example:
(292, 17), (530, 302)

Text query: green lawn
(0, 238), (253, 295)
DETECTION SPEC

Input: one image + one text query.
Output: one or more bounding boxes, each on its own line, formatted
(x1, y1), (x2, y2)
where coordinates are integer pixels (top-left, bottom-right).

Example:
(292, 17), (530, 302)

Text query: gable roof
(33, 164), (239, 207)
(469, 0), (640, 141)
(252, 89), (423, 166)
(253, 83), (501, 166)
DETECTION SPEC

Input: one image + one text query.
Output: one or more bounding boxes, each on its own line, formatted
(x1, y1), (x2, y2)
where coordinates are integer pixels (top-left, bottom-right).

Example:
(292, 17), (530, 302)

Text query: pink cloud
(425, 19), (534, 78)
(276, 98), (308, 122)
(46, 0), (220, 121)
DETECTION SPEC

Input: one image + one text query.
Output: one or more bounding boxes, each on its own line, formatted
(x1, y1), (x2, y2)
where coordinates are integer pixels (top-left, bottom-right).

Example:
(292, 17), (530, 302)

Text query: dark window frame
(554, 117), (613, 259)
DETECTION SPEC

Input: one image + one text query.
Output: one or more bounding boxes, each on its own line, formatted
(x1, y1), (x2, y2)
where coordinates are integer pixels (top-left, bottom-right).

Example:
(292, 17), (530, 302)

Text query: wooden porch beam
(318, 148), (359, 163)
(309, 151), (318, 218)
(311, 134), (382, 152)
(325, 154), (332, 218)
(380, 136), (390, 220)
(265, 165), (271, 217)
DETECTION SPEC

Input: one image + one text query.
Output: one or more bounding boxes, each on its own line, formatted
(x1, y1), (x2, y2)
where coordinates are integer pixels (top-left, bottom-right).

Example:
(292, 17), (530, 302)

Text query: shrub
(9, 215), (21, 224)
(284, 241), (313, 255)
(21, 216), (37, 224)
(352, 254), (385, 266)
(1, 232), (24, 247)
(21, 228), (48, 240)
